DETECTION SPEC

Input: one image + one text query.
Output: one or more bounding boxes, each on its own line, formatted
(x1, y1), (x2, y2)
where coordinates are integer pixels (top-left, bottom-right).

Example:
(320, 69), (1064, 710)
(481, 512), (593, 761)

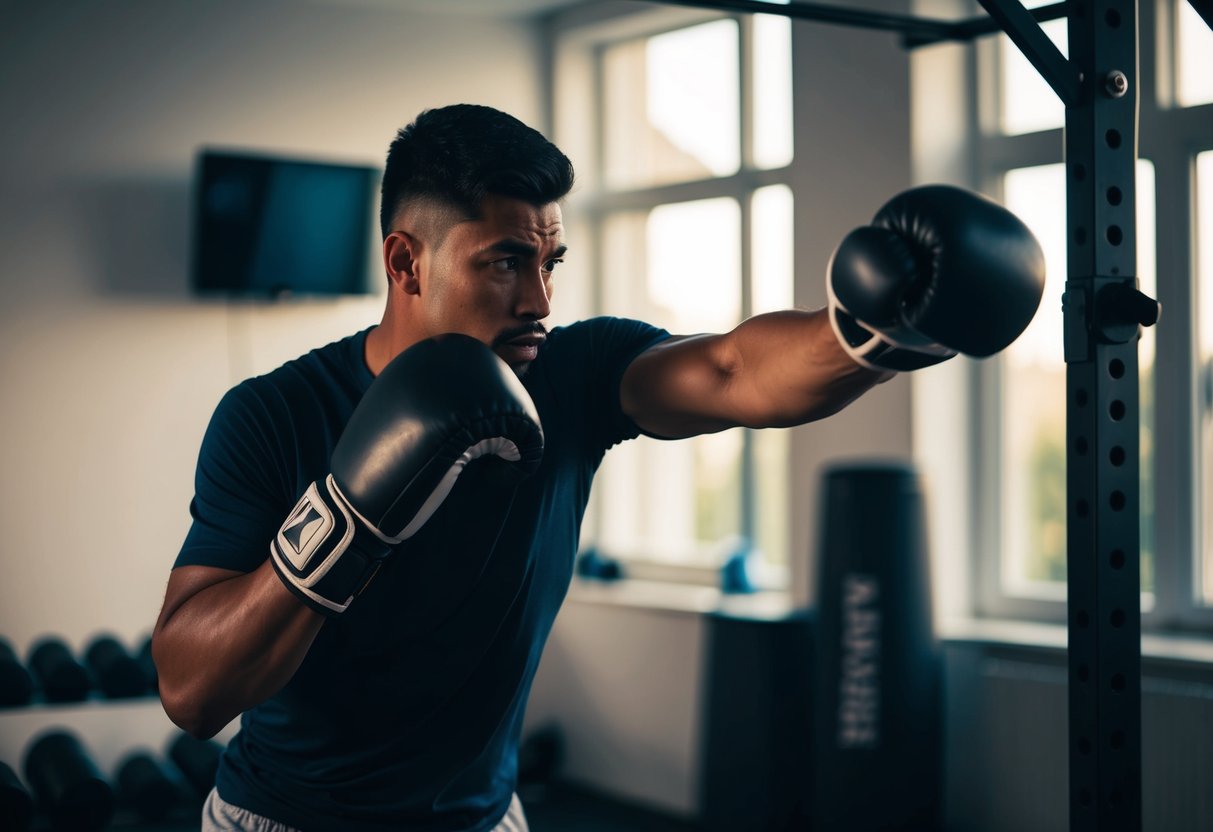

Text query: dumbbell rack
(0, 638), (236, 828)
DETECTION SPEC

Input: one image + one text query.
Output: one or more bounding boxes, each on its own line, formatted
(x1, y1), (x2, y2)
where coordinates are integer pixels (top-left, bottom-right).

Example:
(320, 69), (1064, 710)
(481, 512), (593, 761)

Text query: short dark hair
(379, 104), (575, 239)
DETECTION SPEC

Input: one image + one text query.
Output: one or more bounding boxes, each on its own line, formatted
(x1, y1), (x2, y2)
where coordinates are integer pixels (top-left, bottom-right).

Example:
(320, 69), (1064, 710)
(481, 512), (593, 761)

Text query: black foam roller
(0, 761), (34, 832)
(84, 635), (147, 699)
(26, 639), (91, 703)
(168, 733), (223, 799)
(0, 638), (35, 708)
(22, 730), (114, 831)
(812, 463), (942, 832)
(136, 635), (158, 693)
(117, 751), (181, 822)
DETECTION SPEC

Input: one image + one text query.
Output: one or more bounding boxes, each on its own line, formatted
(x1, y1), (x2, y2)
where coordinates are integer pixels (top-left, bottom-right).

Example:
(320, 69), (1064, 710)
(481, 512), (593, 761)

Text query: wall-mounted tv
(192, 149), (380, 298)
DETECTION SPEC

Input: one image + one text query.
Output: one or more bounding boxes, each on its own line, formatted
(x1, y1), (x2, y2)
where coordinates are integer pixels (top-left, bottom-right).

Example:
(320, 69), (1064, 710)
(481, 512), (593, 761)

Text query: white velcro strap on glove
(827, 292), (956, 373)
(269, 475), (390, 615)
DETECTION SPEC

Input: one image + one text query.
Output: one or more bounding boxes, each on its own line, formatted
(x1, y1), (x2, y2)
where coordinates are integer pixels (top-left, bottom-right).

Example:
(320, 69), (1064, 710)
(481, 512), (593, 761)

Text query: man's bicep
(619, 334), (744, 440)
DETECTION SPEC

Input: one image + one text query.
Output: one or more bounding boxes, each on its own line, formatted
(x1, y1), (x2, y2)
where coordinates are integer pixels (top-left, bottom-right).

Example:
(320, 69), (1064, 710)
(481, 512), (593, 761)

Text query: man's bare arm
(152, 562), (324, 739)
(620, 308), (891, 440)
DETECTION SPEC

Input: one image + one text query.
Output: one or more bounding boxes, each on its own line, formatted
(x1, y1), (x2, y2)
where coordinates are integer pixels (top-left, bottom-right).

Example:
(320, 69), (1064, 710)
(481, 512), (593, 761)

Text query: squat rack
(649, 1), (1211, 829)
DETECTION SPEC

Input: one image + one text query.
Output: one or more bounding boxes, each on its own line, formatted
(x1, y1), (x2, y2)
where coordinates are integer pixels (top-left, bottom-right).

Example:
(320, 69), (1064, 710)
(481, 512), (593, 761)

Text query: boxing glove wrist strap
(829, 304), (956, 373)
(269, 475), (392, 616)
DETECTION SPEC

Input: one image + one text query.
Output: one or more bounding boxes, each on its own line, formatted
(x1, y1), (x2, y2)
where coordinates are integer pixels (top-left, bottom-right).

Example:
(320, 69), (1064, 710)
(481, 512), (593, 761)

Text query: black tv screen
(192, 150), (379, 297)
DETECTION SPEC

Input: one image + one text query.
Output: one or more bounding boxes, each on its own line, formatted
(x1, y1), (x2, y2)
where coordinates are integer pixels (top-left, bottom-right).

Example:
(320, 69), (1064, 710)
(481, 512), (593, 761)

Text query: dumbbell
(116, 751), (183, 822)
(23, 730), (114, 831)
(84, 635), (148, 699)
(0, 638), (35, 708)
(0, 761), (34, 832)
(27, 638), (91, 703)
(168, 733), (224, 800)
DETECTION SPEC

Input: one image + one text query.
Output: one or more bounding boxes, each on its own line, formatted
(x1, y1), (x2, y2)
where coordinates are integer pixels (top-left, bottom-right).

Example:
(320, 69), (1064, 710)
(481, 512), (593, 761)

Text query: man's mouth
(494, 330), (547, 365)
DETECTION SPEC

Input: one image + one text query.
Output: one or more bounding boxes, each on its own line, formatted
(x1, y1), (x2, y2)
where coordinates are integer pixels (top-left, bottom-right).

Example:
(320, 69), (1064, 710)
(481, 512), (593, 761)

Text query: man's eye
(543, 259), (564, 274)
(493, 256), (521, 272)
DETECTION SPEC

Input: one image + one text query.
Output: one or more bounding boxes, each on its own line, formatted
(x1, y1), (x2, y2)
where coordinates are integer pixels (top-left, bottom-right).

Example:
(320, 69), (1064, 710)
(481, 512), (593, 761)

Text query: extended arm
(621, 308), (888, 439)
(622, 185), (1045, 440)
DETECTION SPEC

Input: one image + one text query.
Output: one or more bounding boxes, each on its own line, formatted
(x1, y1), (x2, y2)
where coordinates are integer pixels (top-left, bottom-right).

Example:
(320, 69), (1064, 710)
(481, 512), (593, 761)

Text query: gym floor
(521, 784), (698, 831)
(97, 784), (697, 831)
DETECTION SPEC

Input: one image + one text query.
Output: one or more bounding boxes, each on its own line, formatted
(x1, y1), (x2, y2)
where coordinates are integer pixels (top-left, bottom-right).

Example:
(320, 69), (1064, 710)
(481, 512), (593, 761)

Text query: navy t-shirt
(175, 317), (669, 831)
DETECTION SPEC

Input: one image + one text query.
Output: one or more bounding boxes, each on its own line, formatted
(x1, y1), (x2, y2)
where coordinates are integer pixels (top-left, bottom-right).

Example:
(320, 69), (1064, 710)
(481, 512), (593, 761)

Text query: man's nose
(516, 269), (551, 321)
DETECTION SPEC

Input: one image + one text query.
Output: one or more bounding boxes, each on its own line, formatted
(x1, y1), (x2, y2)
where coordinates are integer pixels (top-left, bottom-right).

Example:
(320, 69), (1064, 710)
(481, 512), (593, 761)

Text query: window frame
(969, 0), (1213, 632)
(547, 2), (795, 587)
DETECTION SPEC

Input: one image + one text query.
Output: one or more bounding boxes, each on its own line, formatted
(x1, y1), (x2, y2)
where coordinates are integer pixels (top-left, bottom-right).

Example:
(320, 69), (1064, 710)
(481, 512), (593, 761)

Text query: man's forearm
(152, 560), (324, 738)
(726, 308), (892, 429)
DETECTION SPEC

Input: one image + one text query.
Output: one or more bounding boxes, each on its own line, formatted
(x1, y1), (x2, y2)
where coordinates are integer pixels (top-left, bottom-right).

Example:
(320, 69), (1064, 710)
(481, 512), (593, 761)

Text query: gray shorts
(202, 787), (529, 832)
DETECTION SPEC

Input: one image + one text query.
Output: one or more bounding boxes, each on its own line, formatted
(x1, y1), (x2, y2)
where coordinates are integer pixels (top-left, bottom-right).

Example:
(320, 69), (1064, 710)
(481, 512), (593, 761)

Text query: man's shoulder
(214, 328), (371, 426)
(546, 316), (670, 349)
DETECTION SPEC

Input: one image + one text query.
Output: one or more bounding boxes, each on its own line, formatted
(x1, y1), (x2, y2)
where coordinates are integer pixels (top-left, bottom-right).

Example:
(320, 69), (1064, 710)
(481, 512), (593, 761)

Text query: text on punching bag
(837, 572), (880, 749)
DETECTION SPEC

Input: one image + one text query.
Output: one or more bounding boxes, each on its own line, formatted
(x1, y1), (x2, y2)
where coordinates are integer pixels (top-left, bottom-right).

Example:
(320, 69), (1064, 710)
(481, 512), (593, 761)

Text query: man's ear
(383, 231), (422, 295)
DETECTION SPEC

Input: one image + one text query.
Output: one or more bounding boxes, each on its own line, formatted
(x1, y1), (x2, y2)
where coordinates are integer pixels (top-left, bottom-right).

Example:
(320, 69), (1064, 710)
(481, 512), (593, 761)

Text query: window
(971, 0), (1213, 626)
(997, 161), (1156, 601)
(1198, 150), (1213, 603)
(552, 6), (794, 584)
(1175, 0), (1213, 107)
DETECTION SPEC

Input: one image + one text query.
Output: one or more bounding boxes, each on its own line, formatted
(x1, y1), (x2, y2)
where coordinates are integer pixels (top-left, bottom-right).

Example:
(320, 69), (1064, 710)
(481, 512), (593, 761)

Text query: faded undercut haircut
(379, 104), (575, 241)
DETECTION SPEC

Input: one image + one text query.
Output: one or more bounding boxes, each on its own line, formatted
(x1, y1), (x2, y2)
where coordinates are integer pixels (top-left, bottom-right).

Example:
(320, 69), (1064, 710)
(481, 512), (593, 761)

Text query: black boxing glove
(826, 184), (1046, 372)
(270, 334), (544, 615)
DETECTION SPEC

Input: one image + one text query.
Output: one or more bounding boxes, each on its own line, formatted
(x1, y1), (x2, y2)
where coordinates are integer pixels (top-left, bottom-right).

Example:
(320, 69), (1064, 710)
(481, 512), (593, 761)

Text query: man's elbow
(159, 684), (231, 740)
(153, 642), (233, 739)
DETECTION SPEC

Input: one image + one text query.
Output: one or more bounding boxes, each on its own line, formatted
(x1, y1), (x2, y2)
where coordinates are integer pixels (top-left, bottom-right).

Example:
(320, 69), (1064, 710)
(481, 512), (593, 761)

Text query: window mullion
(1147, 145), (1195, 626)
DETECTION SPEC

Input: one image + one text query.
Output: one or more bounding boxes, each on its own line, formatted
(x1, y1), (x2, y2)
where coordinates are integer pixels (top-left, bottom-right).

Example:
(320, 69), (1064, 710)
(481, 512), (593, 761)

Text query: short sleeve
(549, 317), (670, 453)
(174, 383), (293, 572)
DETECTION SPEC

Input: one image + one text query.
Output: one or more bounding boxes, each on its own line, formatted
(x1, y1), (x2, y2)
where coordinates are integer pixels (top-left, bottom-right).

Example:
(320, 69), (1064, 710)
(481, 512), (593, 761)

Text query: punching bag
(812, 462), (942, 831)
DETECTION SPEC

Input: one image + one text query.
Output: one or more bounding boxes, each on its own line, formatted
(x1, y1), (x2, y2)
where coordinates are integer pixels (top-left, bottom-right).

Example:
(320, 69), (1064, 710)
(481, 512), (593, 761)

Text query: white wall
(0, 0), (544, 767)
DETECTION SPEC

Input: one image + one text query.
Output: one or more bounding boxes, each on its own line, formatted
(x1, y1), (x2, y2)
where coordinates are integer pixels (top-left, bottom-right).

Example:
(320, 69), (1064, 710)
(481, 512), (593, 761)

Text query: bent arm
(621, 308), (891, 440)
(152, 560), (324, 739)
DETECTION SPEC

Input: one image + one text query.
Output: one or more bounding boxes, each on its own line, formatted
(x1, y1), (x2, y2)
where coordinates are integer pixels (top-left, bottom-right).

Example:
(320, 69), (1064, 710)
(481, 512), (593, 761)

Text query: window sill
(567, 576), (797, 620)
(565, 581), (1213, 666)
(940, 617), (1213, 667)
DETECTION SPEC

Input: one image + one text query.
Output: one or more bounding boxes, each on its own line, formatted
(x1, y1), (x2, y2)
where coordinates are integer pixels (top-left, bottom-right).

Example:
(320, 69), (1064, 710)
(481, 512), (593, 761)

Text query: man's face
(418, 195), (565, 373)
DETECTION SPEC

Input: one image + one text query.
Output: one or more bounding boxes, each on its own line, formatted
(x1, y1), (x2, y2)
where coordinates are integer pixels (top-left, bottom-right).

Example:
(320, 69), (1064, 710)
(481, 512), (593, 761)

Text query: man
(153, 104), (1043, 832)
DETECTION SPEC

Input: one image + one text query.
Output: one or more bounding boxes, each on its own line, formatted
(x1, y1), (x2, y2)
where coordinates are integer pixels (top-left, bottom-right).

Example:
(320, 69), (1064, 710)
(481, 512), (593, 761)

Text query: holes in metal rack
(1110, 399), (1126, 421)
(1107, 225), (1124, 246)
(1106, 8), (1121, 28)
(1076, 436), (1089, 455)
(1106, 129), (1122, 149)
(1077, 388), (1089, 407)
(1111, 490), (1126, 511)
(1110, 608), (1126, 628)
(1109, 358), (1125, 379)
(1110, 445), (1126, 466)
(1110, 549), (1126, 569)
(1107, 185), (1123, 206)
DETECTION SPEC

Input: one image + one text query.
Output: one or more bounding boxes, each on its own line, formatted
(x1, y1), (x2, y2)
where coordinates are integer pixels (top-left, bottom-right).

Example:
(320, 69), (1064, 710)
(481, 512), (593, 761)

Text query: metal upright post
(1062, 3), (1156, 830)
